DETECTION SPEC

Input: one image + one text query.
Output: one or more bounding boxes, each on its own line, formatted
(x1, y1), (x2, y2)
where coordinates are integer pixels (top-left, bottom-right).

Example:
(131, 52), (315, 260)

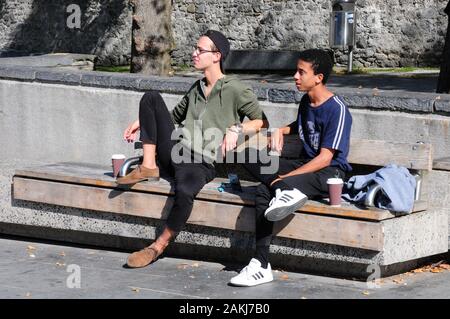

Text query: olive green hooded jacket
(171, 75), (265, 163)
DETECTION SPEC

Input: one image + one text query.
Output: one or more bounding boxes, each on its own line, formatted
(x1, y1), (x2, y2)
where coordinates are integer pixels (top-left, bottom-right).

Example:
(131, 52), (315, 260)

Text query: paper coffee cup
(112, 154), (126, 177)
(327, 178), (344, 207)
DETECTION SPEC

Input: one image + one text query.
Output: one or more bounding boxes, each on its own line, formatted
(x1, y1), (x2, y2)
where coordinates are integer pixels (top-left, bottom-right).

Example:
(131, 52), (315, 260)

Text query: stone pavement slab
(0, 236), (449, 300)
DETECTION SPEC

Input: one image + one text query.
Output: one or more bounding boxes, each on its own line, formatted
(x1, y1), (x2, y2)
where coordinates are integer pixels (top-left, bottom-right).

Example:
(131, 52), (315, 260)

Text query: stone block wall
(173, 0), (449, 68)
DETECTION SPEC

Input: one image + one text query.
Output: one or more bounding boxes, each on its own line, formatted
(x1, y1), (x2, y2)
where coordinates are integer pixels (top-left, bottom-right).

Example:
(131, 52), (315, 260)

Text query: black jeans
(243, 151), (345, 267)
(139, 91), (216, 232)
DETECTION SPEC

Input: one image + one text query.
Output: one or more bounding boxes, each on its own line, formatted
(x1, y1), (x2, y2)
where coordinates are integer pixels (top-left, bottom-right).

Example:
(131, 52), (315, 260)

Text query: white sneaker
(264, 188), (308, 221)
(229, 258), (273, 287)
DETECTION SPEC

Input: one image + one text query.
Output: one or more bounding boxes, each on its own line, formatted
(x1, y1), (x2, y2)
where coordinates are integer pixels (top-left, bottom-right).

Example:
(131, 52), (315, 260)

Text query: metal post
(347, 45), (353, 73)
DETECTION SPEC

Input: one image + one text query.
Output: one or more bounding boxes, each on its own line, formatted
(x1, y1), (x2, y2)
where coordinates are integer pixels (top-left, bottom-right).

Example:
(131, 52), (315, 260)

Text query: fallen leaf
(362, 291), (370, 296)
(280, 274), (289, 280)
(59, 252), (66, 257)
(191, 263), (200, 268)
(131, 287), (140, 293)
(260, 80), (267, 83)
(431, 268), (442, 273)
(412, 269), (423, 273)
(393, 278), (404, 284)
(177, 263), (189, 269)
(438, 264), (450, 270)
(27, 245), (36, 250)
(56, 262), (66, 267)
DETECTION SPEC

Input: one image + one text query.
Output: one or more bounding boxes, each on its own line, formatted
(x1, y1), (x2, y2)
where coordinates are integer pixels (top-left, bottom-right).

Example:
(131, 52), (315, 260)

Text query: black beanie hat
(203, 30), (230, 72)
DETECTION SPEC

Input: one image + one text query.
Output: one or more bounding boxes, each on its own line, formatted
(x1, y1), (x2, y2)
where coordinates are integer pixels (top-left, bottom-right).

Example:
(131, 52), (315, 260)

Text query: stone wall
(0, 0), (448, 67)
(0, 0), (132, 65)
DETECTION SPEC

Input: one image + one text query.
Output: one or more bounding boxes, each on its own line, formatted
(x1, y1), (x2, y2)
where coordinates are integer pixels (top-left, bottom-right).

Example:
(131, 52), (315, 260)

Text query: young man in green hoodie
(118, 30), (268, 268)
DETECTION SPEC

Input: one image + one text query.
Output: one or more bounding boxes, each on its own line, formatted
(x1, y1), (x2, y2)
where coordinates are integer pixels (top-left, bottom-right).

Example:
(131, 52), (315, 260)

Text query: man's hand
(123, 120), (140, 143)
(221, 130), (239, 156)
(269, 128), (284, 154)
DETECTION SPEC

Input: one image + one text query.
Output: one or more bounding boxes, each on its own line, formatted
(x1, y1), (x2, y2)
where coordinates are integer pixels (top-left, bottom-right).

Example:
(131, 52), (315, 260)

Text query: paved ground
(1, 235), (449, 300)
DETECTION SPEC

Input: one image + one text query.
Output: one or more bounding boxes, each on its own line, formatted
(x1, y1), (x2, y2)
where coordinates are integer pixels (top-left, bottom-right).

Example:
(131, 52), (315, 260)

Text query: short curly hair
(298, 49), (334, 84)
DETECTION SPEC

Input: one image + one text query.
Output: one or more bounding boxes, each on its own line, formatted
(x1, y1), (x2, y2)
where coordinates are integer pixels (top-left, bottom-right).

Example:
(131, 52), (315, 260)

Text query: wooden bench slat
(243, 134), (433, 171)
(14, 163), (258, 205)
(347, 138), (433, 171)
(433, 157), (450, 171)
(298, 200), (427, 220)
(13, 177), (384, 251)
(14, 162), (426, 222)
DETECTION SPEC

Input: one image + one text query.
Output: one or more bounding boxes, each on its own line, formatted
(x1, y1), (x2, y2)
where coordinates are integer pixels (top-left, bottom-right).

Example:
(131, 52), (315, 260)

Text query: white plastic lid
(327, 178), (343, 184)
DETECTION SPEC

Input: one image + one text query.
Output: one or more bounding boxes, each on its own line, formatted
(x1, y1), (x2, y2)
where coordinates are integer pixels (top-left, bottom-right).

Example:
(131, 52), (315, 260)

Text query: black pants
(139, 91), (216, 232)
(243, 152), (345, 267)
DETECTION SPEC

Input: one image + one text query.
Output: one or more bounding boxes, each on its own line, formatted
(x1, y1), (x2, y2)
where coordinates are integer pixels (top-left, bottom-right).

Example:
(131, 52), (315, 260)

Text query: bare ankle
(141, 164), (158, 170)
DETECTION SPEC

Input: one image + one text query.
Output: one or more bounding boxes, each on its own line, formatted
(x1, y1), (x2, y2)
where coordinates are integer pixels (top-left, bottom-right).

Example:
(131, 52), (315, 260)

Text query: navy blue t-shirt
(288, 94), (352, 172)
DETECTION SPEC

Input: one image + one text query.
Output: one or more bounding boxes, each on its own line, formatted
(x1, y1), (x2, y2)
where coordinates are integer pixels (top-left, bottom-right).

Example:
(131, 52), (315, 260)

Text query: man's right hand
(123, 120), (140, 143)
(269, 128), (284, 154)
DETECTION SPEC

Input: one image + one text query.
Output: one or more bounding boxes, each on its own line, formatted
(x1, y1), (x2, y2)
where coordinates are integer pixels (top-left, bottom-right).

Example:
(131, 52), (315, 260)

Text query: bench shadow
(103, 172), (114, 178)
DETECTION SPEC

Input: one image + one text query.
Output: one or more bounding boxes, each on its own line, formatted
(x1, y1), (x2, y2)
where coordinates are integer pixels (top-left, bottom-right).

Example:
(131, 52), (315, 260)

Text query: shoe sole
(264, 196), (308, 222)
(116, 176), (160, 185)
(229, 277), (273, 287)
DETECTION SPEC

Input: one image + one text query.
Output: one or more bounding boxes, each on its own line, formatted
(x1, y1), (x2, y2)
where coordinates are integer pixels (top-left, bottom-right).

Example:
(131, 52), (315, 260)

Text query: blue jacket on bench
(342, 164), (416, 213)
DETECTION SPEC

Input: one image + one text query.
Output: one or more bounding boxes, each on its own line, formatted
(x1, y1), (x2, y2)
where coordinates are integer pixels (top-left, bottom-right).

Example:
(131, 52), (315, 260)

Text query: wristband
(228, 123), (243, 134)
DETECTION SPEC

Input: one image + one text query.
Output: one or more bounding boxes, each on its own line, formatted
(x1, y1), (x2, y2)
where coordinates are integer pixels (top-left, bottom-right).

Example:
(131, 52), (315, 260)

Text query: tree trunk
(130, 0), (174, 75)
(437, 1), (450, 93)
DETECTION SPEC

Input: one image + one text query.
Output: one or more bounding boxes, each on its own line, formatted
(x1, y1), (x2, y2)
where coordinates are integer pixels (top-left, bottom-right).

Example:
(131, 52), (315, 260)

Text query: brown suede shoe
(116, 165), (159, 185)
(127, 242), (166, 268)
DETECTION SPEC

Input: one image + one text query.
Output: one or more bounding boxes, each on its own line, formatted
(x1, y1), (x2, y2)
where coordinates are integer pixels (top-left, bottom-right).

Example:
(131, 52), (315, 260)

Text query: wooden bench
(11, 136), (448, 278)
(223, 50), (301, 72)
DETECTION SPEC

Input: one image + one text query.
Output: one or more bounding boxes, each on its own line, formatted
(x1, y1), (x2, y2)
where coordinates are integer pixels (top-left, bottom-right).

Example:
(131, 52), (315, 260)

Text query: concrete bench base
(2, 202), (447, 279)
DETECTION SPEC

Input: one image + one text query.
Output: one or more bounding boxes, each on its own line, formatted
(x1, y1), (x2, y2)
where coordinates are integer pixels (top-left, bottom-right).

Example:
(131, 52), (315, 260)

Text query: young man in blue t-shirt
(230, 49), (352, 287)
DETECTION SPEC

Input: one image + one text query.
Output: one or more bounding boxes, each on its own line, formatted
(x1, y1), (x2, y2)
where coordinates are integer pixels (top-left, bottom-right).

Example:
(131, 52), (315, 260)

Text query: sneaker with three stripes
(229, 258), (273, 287)
(264, 188), (308, 222)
